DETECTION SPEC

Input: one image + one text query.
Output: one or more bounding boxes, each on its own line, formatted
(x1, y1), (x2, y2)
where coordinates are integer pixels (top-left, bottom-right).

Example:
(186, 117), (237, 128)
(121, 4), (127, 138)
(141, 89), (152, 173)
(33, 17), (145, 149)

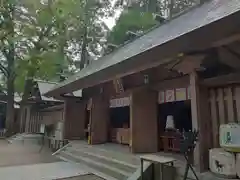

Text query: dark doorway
(109, 106), (130, 145)
(158, 100), (192, 152)
(110, 106), (130, 128)
(158, 100), (192, 132)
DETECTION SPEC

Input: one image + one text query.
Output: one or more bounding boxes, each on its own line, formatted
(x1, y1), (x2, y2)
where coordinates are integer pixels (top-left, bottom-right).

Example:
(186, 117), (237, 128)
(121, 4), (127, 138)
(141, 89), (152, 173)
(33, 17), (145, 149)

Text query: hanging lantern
(144, 74), (149, 84)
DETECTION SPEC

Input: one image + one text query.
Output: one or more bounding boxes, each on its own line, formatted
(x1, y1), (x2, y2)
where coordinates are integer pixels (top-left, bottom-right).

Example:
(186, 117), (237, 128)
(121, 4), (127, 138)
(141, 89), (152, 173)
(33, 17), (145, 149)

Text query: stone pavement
(59, 174), (104, 180)
(0, 139), (59, 167)
(0, 162), (89, 180)
(0, 139), (97, 180)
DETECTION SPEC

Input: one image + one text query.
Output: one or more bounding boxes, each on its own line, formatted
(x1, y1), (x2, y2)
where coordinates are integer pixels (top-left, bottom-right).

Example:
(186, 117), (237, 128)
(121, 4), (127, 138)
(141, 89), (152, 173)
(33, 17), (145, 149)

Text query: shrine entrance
(109, 97), (130, 146)
(158, 87), (192, 153)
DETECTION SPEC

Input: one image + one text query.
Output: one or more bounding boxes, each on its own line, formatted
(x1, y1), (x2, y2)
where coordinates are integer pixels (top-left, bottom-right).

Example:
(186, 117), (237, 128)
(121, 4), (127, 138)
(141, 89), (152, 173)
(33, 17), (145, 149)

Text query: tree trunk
(5, 2), (16, 135)
(6, 77), (15, 134)
(5, 46), (15, 134)
(80, 26), (88, 70)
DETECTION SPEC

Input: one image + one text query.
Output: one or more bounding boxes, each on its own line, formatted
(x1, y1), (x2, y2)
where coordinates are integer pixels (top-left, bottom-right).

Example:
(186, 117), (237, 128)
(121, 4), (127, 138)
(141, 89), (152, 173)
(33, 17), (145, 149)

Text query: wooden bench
(140, 155), (176, 180)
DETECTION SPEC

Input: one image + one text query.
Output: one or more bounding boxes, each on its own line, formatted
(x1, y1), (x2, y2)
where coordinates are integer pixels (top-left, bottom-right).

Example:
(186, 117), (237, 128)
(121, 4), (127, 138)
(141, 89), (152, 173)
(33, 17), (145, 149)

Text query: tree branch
(0, 63), (9, 77)
(0, 31), (11, 42)
(32, 23), (54, 51)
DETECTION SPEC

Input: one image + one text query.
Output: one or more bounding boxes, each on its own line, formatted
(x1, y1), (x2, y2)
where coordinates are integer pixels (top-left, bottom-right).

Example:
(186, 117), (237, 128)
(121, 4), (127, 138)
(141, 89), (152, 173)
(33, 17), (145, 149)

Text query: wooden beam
(212, 33), (240, 47)
(222, 45), (240, 60)
(218, 47), (240, 69)
(170, 54), (206, 74)
(202, 73), (240, 87)
(151, 75), (189, 91)
(40, 104), (64, 112)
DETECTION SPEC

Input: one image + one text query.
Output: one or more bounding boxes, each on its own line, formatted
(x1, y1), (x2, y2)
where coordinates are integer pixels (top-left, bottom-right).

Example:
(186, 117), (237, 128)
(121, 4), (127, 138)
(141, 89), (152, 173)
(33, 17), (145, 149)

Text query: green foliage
(0, 0), (116, 93)
(108, 0), (200, 46)
(108, 9), (158, 45)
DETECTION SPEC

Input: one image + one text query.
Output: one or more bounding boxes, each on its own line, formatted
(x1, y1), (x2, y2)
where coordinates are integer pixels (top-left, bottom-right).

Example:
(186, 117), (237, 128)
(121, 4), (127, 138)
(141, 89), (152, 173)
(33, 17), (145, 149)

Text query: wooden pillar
(64, 99), (86, 140)
(90, 95), (110, 144)
(130, 88), (158, 153)
(190, 71), (212, 172)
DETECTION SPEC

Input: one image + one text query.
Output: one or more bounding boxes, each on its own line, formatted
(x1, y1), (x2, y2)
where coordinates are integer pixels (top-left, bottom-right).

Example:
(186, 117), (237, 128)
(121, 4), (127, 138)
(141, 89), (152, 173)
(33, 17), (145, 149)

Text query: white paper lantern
(165, 115), (175, 129)
(40, 124), (45, 134)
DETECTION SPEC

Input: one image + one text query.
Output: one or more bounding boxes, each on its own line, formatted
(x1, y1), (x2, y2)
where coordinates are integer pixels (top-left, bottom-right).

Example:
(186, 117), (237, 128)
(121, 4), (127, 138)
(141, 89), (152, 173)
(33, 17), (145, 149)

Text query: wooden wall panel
(208, 85), (240, 148)
(217, 88), (226, 125)
(236, 87), (240, 122)
(28, 110), (43, 133)
(209, 89), (219, 148)
(226, 87), (234, 122)
(130, 89), (158, 153)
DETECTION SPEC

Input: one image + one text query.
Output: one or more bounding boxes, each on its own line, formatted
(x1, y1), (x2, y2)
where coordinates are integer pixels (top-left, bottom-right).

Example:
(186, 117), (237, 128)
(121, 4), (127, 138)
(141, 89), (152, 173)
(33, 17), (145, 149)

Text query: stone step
(66, 146), (137, 173)
(69, 144), (140, 166)
(59, 150), (131, 180)
(57, 155), (118, 180)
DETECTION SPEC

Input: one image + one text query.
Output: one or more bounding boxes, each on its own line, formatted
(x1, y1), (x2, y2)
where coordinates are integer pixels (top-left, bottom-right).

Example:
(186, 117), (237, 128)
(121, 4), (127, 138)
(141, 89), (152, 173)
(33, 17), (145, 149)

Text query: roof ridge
(35, 79), (58, 84)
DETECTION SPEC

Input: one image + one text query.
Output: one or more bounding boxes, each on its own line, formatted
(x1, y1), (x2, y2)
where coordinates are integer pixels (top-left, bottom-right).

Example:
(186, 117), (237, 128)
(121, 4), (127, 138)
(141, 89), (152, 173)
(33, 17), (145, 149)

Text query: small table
(140, 155), (176, 180)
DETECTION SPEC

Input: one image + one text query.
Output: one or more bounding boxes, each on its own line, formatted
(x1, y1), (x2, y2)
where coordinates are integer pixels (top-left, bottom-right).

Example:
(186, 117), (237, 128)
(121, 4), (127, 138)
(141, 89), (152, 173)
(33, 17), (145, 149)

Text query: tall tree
(0, 0), (119, 132)
(0, 0), (74, 132)
(65, 0), (114, 70)
(0, 0), (16, 132)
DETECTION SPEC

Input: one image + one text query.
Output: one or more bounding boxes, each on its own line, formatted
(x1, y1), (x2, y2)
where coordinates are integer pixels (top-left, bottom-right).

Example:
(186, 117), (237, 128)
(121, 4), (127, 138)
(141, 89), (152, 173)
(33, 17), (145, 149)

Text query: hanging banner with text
(158, 87), (191, 104)
(110, 97), (130, 108)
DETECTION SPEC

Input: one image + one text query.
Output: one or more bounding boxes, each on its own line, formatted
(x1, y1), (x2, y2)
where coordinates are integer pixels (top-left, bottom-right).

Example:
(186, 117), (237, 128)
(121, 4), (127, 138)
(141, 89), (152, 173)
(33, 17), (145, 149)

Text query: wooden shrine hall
(45, 0), (240, 172)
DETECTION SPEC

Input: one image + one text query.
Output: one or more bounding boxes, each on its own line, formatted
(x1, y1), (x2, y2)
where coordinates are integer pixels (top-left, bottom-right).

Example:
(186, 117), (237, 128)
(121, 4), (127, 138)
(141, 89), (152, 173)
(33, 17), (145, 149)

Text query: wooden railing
(48, 138), (69, 152)
(40, 136), (69, 152)
(0, 129), (6, 138)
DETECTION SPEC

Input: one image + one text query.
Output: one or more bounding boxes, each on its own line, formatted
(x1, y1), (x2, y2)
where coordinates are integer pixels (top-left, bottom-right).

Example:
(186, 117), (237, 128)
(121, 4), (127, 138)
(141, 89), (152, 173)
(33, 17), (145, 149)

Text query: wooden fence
(209, 85), (240, 147)
(26, 111), (42, 133)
